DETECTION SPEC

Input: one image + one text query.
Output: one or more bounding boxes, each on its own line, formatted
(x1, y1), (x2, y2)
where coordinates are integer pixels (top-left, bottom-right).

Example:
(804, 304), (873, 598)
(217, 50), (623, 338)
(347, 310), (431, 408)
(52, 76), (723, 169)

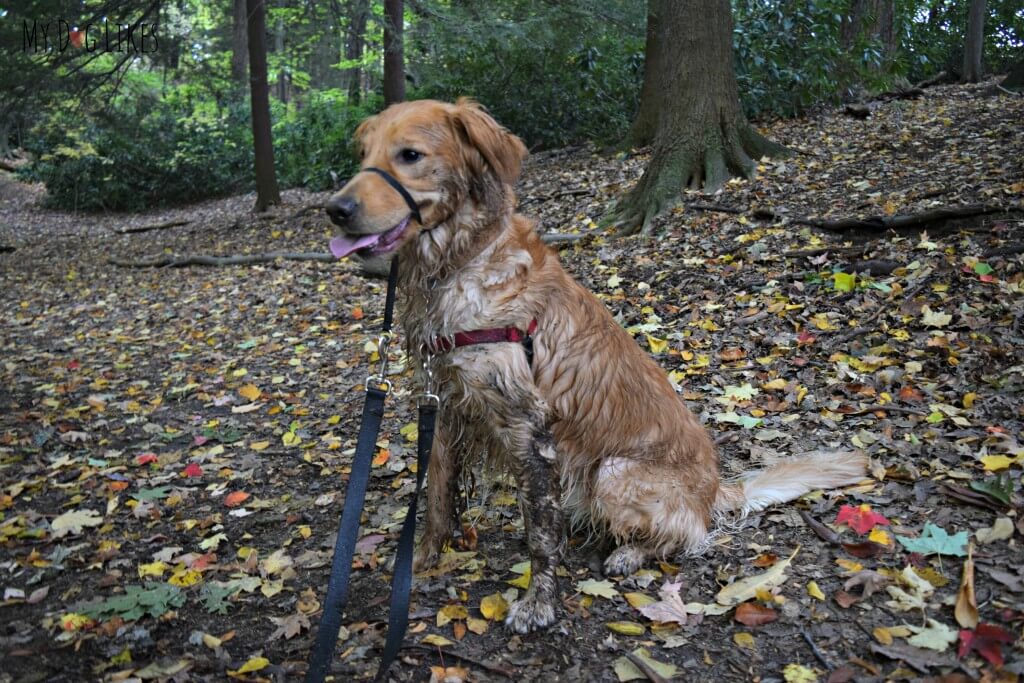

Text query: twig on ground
(400, 644), (514, 678)
(687, 202), (744, 215)
(621, 650), (671, 683)
(109, 252), (338, 268)
(982, 243), (1024, 259)
(0, 245), (15, 253)
(114, 219), (191, 235)
(996, 84), (1022, 97)
(842, 404), (929, 417)
(793, 202), (1023, 234)
(801, 629), (833, 669)
(784, 246), (867, 258)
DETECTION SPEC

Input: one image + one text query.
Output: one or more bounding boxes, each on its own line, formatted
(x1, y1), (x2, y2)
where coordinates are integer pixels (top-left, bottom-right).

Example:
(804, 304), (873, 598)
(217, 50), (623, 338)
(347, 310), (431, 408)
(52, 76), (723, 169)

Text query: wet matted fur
(325, 98), (868, 633)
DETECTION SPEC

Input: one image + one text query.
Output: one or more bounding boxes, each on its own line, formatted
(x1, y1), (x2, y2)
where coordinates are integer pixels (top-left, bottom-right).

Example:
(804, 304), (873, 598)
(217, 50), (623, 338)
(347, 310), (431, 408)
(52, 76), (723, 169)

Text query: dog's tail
(713, 450), (868, 516)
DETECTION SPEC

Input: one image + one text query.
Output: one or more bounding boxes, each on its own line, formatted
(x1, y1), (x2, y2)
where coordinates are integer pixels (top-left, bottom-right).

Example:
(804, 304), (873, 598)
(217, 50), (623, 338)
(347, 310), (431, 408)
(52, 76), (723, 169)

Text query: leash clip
(366, 331), (395, 393)
(418, 354), (440, 407)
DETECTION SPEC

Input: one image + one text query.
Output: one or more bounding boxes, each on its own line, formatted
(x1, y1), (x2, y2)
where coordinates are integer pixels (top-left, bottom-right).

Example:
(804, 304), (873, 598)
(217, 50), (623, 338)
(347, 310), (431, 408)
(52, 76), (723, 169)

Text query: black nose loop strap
(363, 167), (423, 225)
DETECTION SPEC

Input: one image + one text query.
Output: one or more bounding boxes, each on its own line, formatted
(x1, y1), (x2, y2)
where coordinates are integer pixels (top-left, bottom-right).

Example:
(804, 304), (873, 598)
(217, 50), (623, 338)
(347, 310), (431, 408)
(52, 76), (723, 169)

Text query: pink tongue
(329, 233), (381, 259)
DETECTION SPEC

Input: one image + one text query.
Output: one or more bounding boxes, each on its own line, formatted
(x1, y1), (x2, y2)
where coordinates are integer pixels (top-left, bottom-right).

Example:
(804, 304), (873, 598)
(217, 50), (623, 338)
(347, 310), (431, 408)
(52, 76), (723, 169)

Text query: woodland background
(1, 2), (1024, 683)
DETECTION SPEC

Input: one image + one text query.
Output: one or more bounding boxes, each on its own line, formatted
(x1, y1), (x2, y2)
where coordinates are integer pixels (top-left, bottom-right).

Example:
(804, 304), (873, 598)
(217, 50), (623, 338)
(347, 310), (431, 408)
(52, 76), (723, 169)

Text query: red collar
(430, 319), (538, 354)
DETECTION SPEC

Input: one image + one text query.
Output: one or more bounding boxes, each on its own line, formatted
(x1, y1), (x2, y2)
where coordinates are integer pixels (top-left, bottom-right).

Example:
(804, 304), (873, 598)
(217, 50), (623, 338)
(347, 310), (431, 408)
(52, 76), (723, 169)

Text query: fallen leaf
(716, 546), (798, 605)
(896, 523), (968, 557)
(954, 548), (978, 629)
(51, 509), (104, 538)
(734, 602), (778, 626)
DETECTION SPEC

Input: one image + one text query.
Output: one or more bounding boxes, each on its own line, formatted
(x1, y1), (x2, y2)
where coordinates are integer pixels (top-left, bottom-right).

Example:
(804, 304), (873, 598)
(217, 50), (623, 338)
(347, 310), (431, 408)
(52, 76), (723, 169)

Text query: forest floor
(2, 79), (1024, 683)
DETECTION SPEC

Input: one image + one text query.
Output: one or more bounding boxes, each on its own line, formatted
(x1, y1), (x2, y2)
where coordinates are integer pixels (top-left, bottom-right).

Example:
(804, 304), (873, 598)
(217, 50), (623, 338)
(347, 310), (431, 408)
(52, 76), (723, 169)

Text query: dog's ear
(452, 98), (528, 186)
(353, 115), (379, 159)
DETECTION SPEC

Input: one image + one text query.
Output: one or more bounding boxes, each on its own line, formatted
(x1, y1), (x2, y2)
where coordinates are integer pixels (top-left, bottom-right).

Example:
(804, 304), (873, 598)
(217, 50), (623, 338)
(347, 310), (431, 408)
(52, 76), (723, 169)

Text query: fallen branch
(687, 202), (744, 215)
(0, 159), (18, 172)
(841, 404), (929, 417)
(794, 202), (1023, 234)
(0, 245), (15, 253)
(784, 246), (866, 258)
(541, 232), (586, 244)
(400, 644), (514, 678)
(915, 70), (948, 89)
(982, 243), (1024, 259)
(114, 218), (190, 235)
(996, 84), (1022, 97)
(109, 251), (337, 268)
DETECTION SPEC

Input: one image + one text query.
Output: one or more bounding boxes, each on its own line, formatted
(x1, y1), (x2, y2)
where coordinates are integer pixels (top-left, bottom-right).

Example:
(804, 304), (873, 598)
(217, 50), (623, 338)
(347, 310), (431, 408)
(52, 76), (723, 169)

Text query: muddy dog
(326, 98), (867, 633)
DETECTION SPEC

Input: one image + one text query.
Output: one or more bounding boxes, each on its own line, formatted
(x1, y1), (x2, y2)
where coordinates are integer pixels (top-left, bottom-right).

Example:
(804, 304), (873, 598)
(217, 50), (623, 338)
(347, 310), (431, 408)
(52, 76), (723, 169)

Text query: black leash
(306, 255), (436, 682)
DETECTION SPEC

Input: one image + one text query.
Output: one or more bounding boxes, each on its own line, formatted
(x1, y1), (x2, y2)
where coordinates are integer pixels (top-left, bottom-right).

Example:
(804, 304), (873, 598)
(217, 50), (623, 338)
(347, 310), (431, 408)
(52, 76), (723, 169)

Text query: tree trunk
(275, 17), (288, 102)
(230, 0), (248, 84)
(962, 0), (986, 83)
(624, 5), (664, 148)
(840, 0), (896, 71)
(344, 0), (369, 105)
(247, 0), (282, 212)
(609, 0), (788, 236)
(382, 0), (405, 106)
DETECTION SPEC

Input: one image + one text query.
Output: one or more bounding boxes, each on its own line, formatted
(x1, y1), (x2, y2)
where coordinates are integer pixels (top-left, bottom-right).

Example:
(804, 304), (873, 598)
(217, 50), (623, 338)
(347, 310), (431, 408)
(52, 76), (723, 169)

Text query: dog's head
(326, 98), (527, 270)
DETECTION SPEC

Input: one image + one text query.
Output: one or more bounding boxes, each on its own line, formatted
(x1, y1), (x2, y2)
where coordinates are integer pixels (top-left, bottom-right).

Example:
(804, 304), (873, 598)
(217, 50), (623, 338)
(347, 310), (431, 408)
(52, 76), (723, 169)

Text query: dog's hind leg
(505, 426), (565, 634)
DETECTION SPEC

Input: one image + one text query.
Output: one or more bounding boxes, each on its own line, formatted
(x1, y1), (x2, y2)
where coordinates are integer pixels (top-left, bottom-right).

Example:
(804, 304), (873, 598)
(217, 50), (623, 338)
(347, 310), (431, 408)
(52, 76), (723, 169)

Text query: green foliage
(410, 1), (645, 148)
(732, 0), (896, 118)
(77, 583), (185, 622)
(22, 91), (253, 212)
(272, 90), (381, 191)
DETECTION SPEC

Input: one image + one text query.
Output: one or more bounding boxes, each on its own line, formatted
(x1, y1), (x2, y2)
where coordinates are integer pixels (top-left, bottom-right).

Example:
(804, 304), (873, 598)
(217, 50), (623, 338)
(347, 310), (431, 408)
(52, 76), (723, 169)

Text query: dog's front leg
(413, 418), (463, 572)
(506, 427), (564, 634)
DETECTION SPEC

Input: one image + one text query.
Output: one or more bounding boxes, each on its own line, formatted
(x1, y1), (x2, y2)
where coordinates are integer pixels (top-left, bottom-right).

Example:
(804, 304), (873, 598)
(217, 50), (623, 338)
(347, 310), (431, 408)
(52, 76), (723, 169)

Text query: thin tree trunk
(624, 5), (664, 148)
(608, 0), (788, 236)
(962, 0), (986, 83)
(345, 0), (368, 105)
(231, 0), (248, 84)
(275, 16), (288, 102)
(382, 0), (405, 106)
(247, 0), (282, 212)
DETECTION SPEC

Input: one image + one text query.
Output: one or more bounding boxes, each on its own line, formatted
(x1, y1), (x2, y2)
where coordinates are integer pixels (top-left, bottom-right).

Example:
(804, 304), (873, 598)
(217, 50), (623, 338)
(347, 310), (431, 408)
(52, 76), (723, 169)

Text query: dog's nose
(325, 196), (358, 226)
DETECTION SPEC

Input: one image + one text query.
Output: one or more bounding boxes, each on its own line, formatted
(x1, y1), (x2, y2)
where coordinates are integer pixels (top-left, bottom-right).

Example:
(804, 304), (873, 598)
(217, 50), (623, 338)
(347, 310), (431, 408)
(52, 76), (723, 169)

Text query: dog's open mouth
(329, 216), (411, 259)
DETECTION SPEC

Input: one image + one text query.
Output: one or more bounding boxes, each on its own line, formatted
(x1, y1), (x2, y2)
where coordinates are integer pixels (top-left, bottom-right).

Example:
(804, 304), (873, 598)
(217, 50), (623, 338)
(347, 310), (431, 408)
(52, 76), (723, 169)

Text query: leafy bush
(272, 90), (380, 191)
(409, 1), (645, 148)
(22, 92), (253, 212)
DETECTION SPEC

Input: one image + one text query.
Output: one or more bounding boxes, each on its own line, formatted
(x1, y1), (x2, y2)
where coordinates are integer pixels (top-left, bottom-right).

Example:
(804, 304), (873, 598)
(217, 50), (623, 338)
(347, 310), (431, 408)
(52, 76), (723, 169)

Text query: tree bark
(840, 0), (896, 73)
(246, 0), (282, 212)
(382, 0), (405, 106)
(230, 0), (249, 84)
(608, 0), (789, 236)
(275, 16), (288, 102)
(623, 5), (664, 148)
(962, 0), (986, 83)
(344, 0), (369, 104)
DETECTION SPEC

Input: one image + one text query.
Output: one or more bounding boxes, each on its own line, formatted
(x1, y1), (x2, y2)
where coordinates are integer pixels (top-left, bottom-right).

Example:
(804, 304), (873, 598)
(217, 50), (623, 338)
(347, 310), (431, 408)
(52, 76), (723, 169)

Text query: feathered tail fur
(714, 450), (868, 516)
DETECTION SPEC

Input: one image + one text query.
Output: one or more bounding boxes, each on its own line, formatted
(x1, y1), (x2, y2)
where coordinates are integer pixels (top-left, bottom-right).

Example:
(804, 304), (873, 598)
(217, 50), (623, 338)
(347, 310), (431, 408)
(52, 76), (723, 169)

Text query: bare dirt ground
(2, 79), (1023, 683)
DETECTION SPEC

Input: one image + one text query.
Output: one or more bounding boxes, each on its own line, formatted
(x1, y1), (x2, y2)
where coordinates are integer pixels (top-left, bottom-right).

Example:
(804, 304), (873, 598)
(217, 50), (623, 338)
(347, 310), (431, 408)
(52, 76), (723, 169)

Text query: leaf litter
(1, 79), (1023, 680)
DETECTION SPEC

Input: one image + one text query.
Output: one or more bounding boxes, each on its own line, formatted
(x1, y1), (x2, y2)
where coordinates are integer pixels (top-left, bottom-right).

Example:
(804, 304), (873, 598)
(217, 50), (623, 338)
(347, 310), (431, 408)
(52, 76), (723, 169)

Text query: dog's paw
(603, 545), (647, 577)
(412, 541), (440, 573)
(505, 592), (557, 634)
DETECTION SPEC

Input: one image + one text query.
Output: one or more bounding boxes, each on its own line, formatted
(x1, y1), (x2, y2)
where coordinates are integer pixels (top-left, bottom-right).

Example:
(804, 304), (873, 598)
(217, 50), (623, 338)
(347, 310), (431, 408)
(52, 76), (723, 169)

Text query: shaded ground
(1, 80), (1023, 683)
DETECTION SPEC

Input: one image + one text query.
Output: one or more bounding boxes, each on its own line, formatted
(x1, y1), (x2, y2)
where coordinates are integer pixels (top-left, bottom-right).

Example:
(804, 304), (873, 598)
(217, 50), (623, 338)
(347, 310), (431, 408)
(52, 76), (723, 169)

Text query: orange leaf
(372, 448), (390, 466)
(733, 602), (778, 626)
(224, 491), (250, 507)
(352, 306), (364, 320)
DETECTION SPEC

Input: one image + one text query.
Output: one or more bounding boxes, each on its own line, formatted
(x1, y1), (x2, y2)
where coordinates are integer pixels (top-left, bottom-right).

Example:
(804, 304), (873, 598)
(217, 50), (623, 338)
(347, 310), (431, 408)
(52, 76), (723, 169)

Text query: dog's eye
(399, 149), (423, 163)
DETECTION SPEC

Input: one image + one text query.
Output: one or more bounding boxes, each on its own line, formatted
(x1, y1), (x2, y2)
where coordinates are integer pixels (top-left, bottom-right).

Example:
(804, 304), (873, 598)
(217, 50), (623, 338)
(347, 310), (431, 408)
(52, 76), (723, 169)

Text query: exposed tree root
(606, 116), (789, 237)
(114, 219), (191, 235)
(0, 245), (15, 253)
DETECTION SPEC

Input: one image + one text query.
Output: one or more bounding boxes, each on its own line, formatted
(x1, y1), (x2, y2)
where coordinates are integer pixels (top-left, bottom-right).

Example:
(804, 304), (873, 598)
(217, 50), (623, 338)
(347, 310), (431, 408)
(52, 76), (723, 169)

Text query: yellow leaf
(61, 613), (95, 631)
(806, 581), (825, 601)
(168, 569), (203, 587)
(436, 604), (468, 627)
(466, 617), (488, 635)
(231, 368), (248, 378)
(138, 560), (169, 578)
(238, 384), (261, 401)
(250, 440), (270, 451)
(507, 566), (531, 589)
(835, 558), (863, 574)
(869, 528), (892, 546)
(874, 626), (894, 645)
(231, 656), (268, 675)
(962, 392), (977, 409)
(624, 592), (656, 609)
(734, 632), (756, 649)
(298, 525), (312, 539)
(646, 335), (668, 354)
(421, 634), (454, 647)
(783, 662), (819, 683)
(980, 455), (1013, 471)
(762, 378), (787, 391)
(480, 593), (509, 621)
(202, 633), (222, 649)
(606, 621), (645, 636)
(327, 415), (341, 425)
(717, 547), (798, 606)
(282, 432), (301, 447)
(400, 422), (419, 442)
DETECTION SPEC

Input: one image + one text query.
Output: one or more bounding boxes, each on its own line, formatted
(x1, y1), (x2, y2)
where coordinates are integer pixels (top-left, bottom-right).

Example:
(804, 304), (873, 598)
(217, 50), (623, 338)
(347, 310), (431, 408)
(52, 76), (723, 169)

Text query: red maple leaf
(958, 623), (1015, 667)
(182, 462), (203, 478)
(135, 453), (158, 466)
(835, 504), (889, 535)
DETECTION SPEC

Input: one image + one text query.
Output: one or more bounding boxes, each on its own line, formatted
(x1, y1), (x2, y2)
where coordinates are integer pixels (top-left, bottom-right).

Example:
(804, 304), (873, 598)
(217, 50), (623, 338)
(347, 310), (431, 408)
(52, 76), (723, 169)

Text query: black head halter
(363, 167), (423, 226)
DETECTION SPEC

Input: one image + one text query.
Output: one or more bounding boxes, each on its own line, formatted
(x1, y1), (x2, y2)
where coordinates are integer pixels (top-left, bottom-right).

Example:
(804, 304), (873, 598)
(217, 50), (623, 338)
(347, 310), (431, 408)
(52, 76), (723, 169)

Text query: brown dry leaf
(733, 602), (778, 626)
(954, 545), (978, 629)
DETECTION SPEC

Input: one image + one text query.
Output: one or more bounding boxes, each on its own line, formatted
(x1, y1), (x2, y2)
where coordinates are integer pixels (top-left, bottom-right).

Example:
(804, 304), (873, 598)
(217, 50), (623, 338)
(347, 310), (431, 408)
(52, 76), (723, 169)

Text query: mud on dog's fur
(326, 98), (868, 633)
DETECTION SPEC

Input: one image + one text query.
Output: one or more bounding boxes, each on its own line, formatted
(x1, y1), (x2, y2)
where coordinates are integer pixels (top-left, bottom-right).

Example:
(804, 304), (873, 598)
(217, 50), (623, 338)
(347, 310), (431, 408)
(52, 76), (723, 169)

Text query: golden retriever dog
(325, 98), (867, 633)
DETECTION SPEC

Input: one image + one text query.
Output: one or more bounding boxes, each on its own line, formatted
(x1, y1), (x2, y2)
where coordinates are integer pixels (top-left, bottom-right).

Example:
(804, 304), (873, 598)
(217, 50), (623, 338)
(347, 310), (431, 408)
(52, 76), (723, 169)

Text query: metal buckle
(418, 354), (439, 406)
(366, 331), (395, 394)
